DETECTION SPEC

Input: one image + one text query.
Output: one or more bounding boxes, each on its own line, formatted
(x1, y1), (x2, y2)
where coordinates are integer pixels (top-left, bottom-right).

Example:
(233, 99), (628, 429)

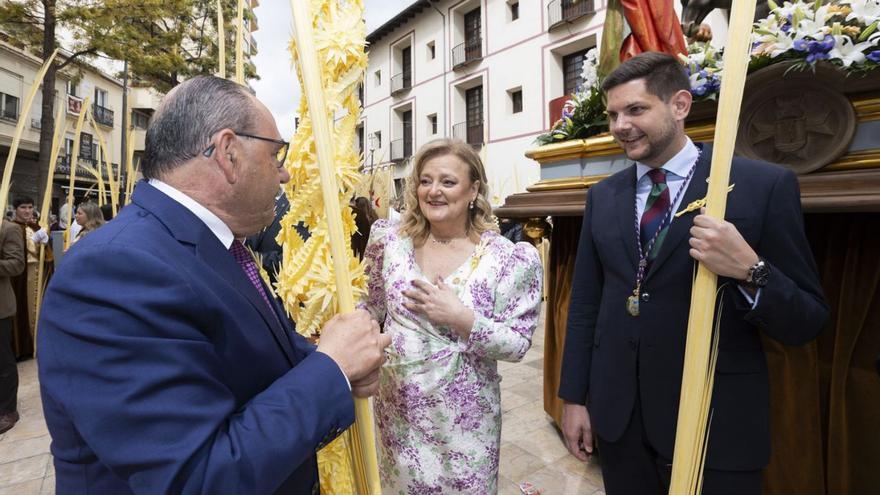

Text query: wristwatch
(744, 259), (770, 288)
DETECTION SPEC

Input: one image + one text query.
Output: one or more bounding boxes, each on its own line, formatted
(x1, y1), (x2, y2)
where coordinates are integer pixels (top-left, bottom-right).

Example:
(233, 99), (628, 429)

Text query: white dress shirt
(148, 179), (234, 249)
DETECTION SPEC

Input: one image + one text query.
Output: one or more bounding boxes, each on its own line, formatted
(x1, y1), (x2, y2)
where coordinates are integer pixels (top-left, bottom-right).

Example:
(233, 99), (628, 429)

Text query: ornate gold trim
(526, 175), (609, 192)
(820, 148), (880, 172)
(527, 97), (880, 164)
(855, 97), (880, 122)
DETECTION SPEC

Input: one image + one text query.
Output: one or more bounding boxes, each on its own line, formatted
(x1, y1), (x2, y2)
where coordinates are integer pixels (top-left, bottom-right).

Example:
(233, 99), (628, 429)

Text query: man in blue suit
(558, 53), (828, 494)
(38, 76), (391, 494)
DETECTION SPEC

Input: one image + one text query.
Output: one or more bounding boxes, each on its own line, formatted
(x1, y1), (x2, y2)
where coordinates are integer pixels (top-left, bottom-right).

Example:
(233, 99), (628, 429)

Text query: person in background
(69, 202), (106, 247)
(245, 190), (309, 286)
(350, 196), (378, 260)
(99, 204), (114, 222)
(0, 217), (25, 433)
(9, 197), (52, 360)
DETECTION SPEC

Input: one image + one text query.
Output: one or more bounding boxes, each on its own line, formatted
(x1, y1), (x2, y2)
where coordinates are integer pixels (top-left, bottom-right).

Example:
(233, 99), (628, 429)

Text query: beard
(618, 118), (680, 166)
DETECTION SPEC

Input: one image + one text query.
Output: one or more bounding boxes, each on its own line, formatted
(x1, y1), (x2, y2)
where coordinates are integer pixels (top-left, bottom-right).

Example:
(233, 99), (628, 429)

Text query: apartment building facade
(0, 40), (138, 211)
(361, 0), (605, 202)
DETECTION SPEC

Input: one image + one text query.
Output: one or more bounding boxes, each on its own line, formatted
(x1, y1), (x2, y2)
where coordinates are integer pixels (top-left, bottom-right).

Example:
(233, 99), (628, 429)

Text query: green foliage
(0, 0), (258, 92)
(535, 88), (608, 146)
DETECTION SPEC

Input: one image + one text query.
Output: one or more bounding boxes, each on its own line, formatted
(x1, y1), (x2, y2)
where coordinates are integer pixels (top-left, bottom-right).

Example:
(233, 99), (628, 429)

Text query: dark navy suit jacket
(559, 144), (828, 470)
(38, 182), (353, 494)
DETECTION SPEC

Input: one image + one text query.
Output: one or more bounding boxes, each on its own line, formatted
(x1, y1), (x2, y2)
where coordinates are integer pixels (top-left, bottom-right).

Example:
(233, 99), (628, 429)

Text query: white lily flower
(771, 34), (797, 57)
(798, 6), (833, 38)
(775, 1), (816, 21)
(828, 34), (873, 66)
(841, 0), (880, 25)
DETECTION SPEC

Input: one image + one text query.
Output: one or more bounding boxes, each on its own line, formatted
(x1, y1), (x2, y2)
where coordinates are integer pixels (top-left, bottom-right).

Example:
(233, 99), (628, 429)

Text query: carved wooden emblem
(736, 63), (856, 175)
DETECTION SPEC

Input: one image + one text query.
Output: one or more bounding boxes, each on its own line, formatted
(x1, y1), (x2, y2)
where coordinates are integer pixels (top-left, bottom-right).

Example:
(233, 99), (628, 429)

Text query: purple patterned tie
(229, 239), (273, 310)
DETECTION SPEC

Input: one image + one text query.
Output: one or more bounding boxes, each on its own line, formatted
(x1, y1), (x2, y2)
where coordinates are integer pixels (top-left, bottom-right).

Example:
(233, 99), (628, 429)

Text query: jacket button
(641, 292), (650, 302)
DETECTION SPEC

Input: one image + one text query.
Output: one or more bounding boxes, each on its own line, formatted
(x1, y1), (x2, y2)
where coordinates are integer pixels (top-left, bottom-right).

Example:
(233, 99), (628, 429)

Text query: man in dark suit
(558, 52), (828, 494)
(246, 191), (310, 286)
(38, 76), (390, 494)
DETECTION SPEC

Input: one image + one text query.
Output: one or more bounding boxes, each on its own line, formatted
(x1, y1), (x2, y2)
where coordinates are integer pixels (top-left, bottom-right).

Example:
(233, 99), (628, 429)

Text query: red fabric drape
(620, 0), (688, 61)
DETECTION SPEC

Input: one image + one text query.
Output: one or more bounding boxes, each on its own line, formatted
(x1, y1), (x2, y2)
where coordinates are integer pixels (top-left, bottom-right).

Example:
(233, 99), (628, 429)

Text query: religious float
(496, 1), (880, 493)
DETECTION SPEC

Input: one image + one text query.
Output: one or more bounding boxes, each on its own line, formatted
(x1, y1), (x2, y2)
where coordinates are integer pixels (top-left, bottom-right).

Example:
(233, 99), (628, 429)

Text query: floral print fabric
(362, 220), (543, 494)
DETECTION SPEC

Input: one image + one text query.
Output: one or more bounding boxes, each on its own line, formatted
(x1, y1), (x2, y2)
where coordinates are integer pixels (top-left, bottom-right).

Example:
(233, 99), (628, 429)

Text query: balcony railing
(390, 71), (412, 95)
(452, 38), (482, 69)
(452, 121), (483, 148)
(1, 107), (17, 121)
(390, 138), (413, 162)
(56, 155), (127, 183)
(548, 0), (595, 29)
(93, 104), (115, 127)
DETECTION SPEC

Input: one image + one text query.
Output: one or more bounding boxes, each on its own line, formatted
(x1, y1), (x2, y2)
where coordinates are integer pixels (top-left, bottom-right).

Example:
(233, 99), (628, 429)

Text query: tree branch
(57, 47), (98, 70)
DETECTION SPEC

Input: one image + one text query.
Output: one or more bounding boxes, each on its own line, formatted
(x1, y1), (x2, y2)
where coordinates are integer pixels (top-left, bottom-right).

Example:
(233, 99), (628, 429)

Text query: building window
(374, 70), (382, 86)
(94, 88), (108, 108)
(428, 114), (438, 134)
(427, 41), (436, 60)
(372, 131), (382, 149)
(563, 49), (589, 96)
(0, 92), (19, 120)
(510, 89), (523, 113)
(132, 110), (150, 130)
(67, 80), (78, 96)
(509, 1), (519, 21)
(79, 132), (94, 161)
(465, 8), (481, 60)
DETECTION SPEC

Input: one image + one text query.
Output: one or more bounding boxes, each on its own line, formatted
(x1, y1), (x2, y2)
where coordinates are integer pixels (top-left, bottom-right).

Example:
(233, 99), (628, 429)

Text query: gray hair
(141, 76), (256, 179)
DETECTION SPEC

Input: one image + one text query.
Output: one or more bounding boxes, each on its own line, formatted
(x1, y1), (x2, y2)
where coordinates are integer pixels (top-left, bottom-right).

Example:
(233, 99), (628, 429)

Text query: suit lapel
(614, 166), (639, 270)
(645, 144), (712, 282)
(132, 182), (297, 366)
(197, 234), (297, 366)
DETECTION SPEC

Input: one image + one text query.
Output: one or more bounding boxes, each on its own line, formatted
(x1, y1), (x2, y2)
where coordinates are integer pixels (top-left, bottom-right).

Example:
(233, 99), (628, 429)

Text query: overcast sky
(251, 1), (411, 138)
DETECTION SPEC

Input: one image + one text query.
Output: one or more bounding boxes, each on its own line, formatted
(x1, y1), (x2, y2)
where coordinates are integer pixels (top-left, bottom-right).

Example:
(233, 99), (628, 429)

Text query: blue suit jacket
(38, 182), (354, 494)
(559, 144), (828, 470)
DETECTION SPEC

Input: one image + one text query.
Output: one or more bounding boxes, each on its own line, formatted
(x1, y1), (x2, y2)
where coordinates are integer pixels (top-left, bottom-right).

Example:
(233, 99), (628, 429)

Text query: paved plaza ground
(0, 311), (605, 494)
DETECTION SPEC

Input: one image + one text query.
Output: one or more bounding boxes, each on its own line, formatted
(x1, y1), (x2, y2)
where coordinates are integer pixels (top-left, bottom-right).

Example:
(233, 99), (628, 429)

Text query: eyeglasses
(202, 131), (289, 168)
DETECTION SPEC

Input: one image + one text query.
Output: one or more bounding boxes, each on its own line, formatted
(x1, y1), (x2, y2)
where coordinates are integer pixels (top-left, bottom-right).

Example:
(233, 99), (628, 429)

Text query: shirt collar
(148, 178), (235, 249)
(635, 137), (699, 182)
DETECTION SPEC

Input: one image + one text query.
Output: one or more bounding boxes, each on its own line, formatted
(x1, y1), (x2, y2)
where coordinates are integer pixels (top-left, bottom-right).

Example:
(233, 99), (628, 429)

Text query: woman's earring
(469, 200), (475, 210)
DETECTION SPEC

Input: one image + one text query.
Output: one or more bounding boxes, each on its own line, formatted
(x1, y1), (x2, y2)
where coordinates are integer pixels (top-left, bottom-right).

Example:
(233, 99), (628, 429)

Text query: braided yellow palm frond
(276, 1), (369, 493)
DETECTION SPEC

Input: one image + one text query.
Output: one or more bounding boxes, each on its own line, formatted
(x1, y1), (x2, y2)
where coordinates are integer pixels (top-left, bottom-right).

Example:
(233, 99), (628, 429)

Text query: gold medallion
(627, 295), (640, 317)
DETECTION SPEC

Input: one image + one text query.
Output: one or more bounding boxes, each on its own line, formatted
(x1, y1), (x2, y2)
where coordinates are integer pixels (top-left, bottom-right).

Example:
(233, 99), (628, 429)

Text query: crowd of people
(1, 194), (110, 434)
(0, 51), (828, 495)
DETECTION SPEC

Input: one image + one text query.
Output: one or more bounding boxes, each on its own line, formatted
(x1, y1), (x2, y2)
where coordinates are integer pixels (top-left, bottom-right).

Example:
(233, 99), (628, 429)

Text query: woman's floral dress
(362, 220), (543, 494)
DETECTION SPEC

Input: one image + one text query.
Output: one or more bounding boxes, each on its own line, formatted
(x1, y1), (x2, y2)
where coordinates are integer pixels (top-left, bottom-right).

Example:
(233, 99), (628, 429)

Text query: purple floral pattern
(361, 220), (543, 494)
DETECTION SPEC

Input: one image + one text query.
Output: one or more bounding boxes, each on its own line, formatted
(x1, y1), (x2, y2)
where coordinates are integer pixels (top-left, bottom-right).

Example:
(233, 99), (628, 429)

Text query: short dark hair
(601, 52), (690, 101)
(142, 76), (256, 179)
(13, 197), (34, 208)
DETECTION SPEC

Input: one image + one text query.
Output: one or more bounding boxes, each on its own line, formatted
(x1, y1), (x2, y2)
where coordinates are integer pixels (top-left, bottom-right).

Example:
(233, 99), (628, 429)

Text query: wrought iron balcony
(452, 121), (483, 148)
(452, 38), (482, 69)
(390, 138), (413, 162)
(93, 104), (115, 127)
(55, 155), (126, 184)
(390, 71), (412, 95)
(548, 0), (595, 29)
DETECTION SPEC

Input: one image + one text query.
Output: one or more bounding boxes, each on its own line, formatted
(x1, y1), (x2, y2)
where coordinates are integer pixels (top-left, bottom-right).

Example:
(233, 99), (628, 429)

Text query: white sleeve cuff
(737, 285), (762, 309)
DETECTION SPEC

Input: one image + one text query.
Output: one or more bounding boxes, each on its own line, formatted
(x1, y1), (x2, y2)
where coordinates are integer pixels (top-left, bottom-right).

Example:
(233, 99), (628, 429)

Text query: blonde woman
(362, 138), (543, 493)
(71, 202), (105, 246)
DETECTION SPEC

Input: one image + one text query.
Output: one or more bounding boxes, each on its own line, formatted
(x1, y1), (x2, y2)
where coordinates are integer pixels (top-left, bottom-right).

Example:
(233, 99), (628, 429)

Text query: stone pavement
(0, 313), (605, 494)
